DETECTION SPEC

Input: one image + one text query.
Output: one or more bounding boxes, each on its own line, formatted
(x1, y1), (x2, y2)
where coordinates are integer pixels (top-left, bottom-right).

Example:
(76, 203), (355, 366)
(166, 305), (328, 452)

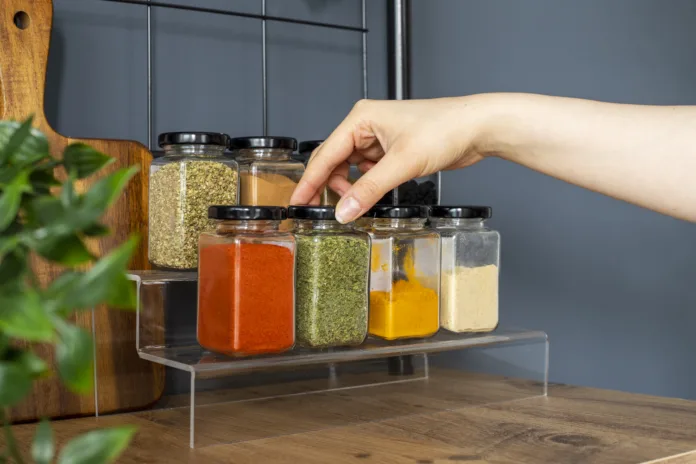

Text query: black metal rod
(387, 0), (410, 100)
(99, 0), (369, 33)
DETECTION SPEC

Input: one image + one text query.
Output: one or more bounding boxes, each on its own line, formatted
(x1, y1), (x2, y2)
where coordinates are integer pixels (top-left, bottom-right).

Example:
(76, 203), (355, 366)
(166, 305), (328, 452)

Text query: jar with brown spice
(148, 132), (238, 270)
(231, 136), (304, 207)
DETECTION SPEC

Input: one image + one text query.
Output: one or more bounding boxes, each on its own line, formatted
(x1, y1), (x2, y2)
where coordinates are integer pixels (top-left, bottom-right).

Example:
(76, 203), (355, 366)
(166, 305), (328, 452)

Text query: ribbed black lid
(429, 205), (492, 219)
(208, 206), (287, 220)
(229, 136), (297, 151)
(364, 205), (429, 219)
(298, 140), (323, 156)
(158, 132), (230, 147)
(287, 206), (336, 220)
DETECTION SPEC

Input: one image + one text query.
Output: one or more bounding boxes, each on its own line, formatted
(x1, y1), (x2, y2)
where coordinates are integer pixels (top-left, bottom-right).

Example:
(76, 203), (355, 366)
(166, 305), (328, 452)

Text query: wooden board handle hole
(14, 11), (30, 30)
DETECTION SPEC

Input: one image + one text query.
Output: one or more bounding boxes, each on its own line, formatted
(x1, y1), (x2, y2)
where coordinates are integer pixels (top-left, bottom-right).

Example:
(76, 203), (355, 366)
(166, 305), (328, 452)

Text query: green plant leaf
(29, 167), (60, 193)
(0, 361), (32, 406)
(0, 118), (50, 167)
(105, 273), (137, 310)
(0, 288), (53, 342)
(0, 171), (30, 231)
(0, 248), (27, 289)
(60, 174), (77, 208)
(0, 166), (22, 186)
(0, 118), (33, 165)
(57, 236), (138, 311)
(81, 223), (110, 237)
(63, 143), (114, 180)
(0, 235), (19, 258)
(32, 419), (54, 464)
(30, 232), (95, 267)
(55, 323), (93, 394)
(81, 166), (139, 215)
(27, 166), (138, 237)
(44, 271), (82, 316)
(57, 426), (136, 464)
(6, 348), (49, 378)
(26, 196), (66, 227)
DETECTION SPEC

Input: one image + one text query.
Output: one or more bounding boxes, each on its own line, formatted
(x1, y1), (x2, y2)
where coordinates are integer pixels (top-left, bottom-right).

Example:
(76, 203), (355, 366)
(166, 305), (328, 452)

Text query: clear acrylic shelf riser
(127, 270), (549, 448)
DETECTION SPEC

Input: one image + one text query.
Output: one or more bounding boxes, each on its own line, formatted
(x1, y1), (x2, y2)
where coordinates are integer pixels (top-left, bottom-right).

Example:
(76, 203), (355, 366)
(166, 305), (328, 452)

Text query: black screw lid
(287, 206), (337, 220)
(229, 136), (298, 151)
(208, 206), (287, 221)
(364, 205), (429, 219)
(429, 205), (492, 219)
(158, 132), (230, 147)
(298, 140), (323, 156)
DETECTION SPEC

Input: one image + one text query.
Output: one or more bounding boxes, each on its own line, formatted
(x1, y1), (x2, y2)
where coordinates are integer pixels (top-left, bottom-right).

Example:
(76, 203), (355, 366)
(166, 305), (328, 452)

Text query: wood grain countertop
(6, 370), (696, 464)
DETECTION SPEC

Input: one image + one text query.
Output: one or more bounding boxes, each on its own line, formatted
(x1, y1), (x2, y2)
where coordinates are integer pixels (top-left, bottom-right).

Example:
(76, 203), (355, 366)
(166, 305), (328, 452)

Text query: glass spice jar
(297, 140), (344, 207)
(288, 206), (370, 348)
(149, 132), (239, 270)
(365, 206), (440, 340)
(231, 136), (304, 207)
(197, 206), (295, 355)
(430, 206), (499, 333)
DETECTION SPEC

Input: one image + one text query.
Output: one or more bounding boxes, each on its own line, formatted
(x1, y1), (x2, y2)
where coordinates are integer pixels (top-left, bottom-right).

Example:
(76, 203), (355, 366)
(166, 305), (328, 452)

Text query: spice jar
(288, 206), (370, 348)
(365, 206), (440, 340)
(298, 140), (344, 206)
(149, 132), (239, 270)
(197, 206), (295, 355)
(431, 206), (499, 333)
(232, 137), (304, 207)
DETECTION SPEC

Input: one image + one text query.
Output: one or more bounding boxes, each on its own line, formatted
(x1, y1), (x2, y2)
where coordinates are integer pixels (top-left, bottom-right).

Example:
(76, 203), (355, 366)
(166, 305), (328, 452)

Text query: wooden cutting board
(1, 0), (164, 420)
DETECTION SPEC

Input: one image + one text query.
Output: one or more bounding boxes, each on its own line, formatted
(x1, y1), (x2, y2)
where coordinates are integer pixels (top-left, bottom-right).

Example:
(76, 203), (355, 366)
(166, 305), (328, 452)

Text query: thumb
(335, 150), (422, 224)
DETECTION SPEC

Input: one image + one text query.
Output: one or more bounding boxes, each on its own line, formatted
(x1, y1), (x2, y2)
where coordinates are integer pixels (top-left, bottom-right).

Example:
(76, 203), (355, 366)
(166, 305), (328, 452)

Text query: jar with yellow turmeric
(364, 206), (440, 340)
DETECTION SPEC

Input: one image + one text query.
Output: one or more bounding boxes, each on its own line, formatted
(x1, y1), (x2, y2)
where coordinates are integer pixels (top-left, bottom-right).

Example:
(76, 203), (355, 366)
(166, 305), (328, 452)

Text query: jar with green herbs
(288, 206), (370, 348)
(149, 132), (238, 270)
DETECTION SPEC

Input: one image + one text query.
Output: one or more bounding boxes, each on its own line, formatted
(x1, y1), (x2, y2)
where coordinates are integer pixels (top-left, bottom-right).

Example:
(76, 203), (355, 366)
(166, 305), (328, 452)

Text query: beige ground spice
(441, 264), (498, 333)
(240, 172), (297, 206)
(149, 161), (238, 269)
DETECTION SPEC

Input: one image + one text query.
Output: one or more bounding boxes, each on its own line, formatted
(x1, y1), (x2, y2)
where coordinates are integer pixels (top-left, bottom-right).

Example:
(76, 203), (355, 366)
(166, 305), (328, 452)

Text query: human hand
(289, 96), (491, 223)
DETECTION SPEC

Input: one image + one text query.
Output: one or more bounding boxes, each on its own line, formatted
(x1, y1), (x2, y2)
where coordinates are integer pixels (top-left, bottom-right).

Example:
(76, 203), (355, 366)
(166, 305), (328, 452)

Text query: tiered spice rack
(129, 271), (549, 448)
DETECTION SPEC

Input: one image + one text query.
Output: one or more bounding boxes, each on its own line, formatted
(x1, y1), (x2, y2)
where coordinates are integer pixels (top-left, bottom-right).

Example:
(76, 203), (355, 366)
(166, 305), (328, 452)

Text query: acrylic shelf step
(137, 328), (546, 378)
(128, 270), (547, 379)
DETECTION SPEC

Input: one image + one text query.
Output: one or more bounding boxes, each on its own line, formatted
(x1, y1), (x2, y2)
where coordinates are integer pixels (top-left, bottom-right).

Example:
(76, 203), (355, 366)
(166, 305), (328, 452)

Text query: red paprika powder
(197, 206), (295, 355)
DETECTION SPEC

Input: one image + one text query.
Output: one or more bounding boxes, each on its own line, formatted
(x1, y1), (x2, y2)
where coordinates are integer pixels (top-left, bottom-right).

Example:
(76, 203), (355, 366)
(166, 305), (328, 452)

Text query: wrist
(465, 93), (531, 161)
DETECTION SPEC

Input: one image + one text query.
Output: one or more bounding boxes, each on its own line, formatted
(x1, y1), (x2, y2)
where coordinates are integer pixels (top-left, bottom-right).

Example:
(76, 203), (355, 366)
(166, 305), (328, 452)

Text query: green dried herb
(295, 234), (370, 347)
(149, 160), (237, 269)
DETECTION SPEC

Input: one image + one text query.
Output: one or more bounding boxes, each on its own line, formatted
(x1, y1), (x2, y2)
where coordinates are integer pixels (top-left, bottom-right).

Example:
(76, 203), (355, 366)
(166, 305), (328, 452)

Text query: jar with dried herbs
(149, 132), (238, 269)
(289, 206), (370, 348)
(365, 206), (440, 340)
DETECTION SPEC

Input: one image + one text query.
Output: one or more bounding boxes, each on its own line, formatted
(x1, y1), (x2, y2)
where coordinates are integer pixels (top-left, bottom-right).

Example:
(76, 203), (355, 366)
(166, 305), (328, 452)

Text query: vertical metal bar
(387, 0), (410, 101)
(147, 3), (153, 150)
(261, 0), (268, 135)
(387, 0), (410, 204)
(361, 0), (368, 99)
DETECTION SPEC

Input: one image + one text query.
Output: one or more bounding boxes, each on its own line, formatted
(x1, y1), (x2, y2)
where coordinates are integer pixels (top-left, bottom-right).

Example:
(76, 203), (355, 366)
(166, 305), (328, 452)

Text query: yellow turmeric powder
(369, 245), (439, 340)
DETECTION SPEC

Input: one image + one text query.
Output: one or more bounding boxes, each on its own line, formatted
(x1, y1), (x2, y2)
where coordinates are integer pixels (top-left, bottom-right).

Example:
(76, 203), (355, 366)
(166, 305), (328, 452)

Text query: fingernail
(336, 196), (362, 224)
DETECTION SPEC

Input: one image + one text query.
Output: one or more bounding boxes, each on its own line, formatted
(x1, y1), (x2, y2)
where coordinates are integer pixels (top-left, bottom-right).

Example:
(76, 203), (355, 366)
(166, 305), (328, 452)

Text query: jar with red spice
(197, 206), (295, 355)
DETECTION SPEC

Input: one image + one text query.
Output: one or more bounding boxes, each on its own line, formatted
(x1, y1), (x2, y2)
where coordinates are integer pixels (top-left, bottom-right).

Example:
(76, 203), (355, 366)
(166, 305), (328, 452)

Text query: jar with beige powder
(430, 206), (500, 333)
(231, 136), (304, 208)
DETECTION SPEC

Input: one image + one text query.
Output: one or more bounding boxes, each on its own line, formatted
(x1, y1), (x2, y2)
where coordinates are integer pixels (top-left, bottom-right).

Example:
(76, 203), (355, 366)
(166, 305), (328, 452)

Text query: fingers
(290, 100), (382, 205)
(335, 147), (421, 223)
(290, 120), (359, 205)
(357, 160), (376, 173)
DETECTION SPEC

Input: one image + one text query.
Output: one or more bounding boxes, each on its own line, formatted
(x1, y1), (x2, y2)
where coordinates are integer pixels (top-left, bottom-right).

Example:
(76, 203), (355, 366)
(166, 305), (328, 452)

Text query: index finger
(290, 113), (361, 205)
